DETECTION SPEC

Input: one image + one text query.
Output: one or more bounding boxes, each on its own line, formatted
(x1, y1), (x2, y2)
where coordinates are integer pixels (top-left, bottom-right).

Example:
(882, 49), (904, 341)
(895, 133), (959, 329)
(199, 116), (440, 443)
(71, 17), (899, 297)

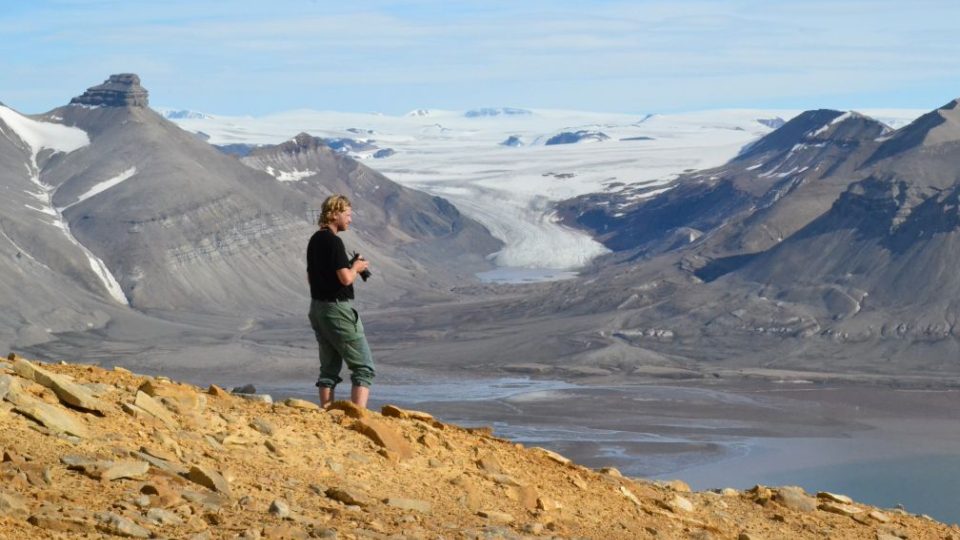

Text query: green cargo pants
(309, 299), (375, 388)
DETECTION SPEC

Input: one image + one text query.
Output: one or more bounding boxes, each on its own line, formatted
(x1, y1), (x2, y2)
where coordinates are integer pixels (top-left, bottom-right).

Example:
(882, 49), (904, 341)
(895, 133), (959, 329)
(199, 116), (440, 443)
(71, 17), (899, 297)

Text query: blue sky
(2, 0), (959, 116)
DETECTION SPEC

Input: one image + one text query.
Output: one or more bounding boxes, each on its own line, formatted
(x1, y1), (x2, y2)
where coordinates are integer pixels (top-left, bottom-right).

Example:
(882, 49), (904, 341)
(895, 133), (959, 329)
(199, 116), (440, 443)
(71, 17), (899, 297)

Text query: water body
(476, 266), (579, 284)
(740, 455), (960, 523)
(261, 373), (960, 525)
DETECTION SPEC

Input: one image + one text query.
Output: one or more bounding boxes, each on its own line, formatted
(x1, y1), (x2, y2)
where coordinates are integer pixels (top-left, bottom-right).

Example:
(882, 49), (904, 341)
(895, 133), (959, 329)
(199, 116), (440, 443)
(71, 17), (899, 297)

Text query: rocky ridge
(1, 353), (956, 539)
(69, 74), (150, 108)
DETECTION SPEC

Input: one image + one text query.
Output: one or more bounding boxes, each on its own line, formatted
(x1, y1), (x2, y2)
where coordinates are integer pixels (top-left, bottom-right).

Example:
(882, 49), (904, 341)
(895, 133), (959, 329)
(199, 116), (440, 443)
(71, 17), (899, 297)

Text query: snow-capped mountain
(558, 109), (894, 257)
(173, 107), (911, 272)
(0, 74), (501, 353)
(534, 97), (960, 374)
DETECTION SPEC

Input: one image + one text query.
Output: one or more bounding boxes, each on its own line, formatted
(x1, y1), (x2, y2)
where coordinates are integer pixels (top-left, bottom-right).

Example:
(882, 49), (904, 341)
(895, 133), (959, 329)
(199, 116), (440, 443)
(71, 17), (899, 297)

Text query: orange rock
(476, 455), (503, 473)
(207, 385), (229, 398)
(328, 400), (367, 419)
(381, 404), (435, 423)
(351, 418), (414, 460)
(139, 380), (205, 413)
(186, 465), (232, 498)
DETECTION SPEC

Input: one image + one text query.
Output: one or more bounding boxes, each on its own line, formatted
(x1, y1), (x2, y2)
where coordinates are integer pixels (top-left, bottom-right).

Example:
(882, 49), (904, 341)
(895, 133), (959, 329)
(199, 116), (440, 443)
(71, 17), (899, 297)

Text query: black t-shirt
(306, 228), (354, 301)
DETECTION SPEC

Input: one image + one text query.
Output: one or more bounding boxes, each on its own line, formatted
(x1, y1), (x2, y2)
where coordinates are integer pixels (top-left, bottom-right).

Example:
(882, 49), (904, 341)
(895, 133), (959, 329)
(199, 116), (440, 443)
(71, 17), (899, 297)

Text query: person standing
(307, 194), (374, 408)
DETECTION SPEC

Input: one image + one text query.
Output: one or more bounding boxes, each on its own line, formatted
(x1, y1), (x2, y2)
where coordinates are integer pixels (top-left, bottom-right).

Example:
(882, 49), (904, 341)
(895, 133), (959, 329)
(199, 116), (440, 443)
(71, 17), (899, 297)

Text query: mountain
(544, 130), (610, 145)
(540, 98), (960, 374)
(0, 74), (501, 353)
(867, 98), (960, 164)
(559, 109), (892, 260)
(238, 133), (501, 283)
(735, 98), (960, 313)
(0, 100), (124, 351)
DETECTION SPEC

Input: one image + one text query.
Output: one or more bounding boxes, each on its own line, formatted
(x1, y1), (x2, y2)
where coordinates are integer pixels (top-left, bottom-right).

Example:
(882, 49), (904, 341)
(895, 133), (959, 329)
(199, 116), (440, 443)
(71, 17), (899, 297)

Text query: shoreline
(254, 370), (960, 524)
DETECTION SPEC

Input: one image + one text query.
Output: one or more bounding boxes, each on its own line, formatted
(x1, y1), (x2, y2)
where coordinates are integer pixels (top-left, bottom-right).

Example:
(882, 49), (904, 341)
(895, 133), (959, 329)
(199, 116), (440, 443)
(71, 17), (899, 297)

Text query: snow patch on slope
(263, 166), (316, 182)
(61, 167), (138, 210)
(0, 104), (89, 160)
(0, 105), (127, 304)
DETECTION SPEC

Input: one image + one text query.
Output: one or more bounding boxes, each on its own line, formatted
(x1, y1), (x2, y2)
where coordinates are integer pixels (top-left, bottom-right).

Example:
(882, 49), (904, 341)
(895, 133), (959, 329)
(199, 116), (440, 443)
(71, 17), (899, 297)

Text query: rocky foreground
(0, 354), (957, 540)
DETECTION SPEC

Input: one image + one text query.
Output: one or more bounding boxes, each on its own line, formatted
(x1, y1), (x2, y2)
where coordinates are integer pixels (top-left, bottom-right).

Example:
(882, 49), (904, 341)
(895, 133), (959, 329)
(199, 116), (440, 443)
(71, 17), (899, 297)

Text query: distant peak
(70, 74), (149, 108)
(867, 97), (960, 163)
(290, 132), (321, 149)
(163, 109), (211, 120)
(464, 107), (532, 118)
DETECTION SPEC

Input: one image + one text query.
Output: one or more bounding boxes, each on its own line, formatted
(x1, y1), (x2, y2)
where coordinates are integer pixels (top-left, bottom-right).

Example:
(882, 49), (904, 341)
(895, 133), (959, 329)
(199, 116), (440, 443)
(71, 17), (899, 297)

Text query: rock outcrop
(69, 73), (150, 108)
(0, 354), (956, 539)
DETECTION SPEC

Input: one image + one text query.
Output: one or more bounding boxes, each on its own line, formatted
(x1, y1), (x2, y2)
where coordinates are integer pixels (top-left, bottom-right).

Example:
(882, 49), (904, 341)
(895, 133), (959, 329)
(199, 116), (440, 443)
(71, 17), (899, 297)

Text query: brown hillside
(0, 354), (956, 539)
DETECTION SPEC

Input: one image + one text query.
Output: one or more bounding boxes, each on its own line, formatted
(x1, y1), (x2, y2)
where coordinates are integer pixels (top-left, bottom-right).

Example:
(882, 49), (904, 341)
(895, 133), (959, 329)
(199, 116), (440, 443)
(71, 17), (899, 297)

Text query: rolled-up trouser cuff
(350, 366), (375, 388)
(316, 375), (343, 388)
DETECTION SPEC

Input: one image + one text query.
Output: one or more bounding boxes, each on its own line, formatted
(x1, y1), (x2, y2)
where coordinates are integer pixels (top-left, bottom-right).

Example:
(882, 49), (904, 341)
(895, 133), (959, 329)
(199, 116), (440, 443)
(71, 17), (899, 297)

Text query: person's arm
(337, 256), (369, 285)
(333, 236), (369, 285)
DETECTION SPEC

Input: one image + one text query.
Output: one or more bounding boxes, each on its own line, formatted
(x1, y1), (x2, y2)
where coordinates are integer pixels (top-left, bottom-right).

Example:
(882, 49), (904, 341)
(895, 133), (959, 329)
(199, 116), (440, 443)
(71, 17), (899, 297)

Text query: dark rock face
(545, 131), (609, 145)
(69, 74), (149, 108)
(372, 148), (395, 159)
(500, 136), (523, 147)
(325, 138), (377, 154)
(734, 109), (843, 162)
(215, 143), (259, 157)
(560, 108), (893, 260)
(867, 98), (960, 164)
(757, 117), (787, 129)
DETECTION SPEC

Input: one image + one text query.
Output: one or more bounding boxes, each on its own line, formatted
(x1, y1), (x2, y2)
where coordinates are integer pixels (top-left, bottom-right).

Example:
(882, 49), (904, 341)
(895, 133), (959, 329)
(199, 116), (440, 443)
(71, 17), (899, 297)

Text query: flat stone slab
(0, 490), (28, 517)
(477, 510), (514, 524)
(6, 381), (90, 438)
(134, 391), (177, 428)
(352, 418), (414, 460)
(13, 358), (105, 413)
(250, 418), (276, 435)
(235, 393), (273, 404)
(101, 460), (150, 481)
(384, 497), (432, 513)
(819, 501), (862, 517)
(532, 447), (571, 466)
(325, 486), (372, 507)
(186, 465), (232, 498)
(284, 398), (320, 410)
(818, 491), (853, 504)
(145, 507), (182, 526)
(130, 448), (190, 475)
(139, 380), (205, 413)
(0, 374), (12, 401)
(381, 404), (435, 422)
(95, 511), (151, 538)
(774, 487), (818, 512)
(72, 460), (150, 481)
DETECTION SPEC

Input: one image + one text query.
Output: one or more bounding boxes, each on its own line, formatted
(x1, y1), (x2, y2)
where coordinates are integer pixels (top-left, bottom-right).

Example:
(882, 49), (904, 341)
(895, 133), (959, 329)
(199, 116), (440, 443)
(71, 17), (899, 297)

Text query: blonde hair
(319, 194), (352, 226)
